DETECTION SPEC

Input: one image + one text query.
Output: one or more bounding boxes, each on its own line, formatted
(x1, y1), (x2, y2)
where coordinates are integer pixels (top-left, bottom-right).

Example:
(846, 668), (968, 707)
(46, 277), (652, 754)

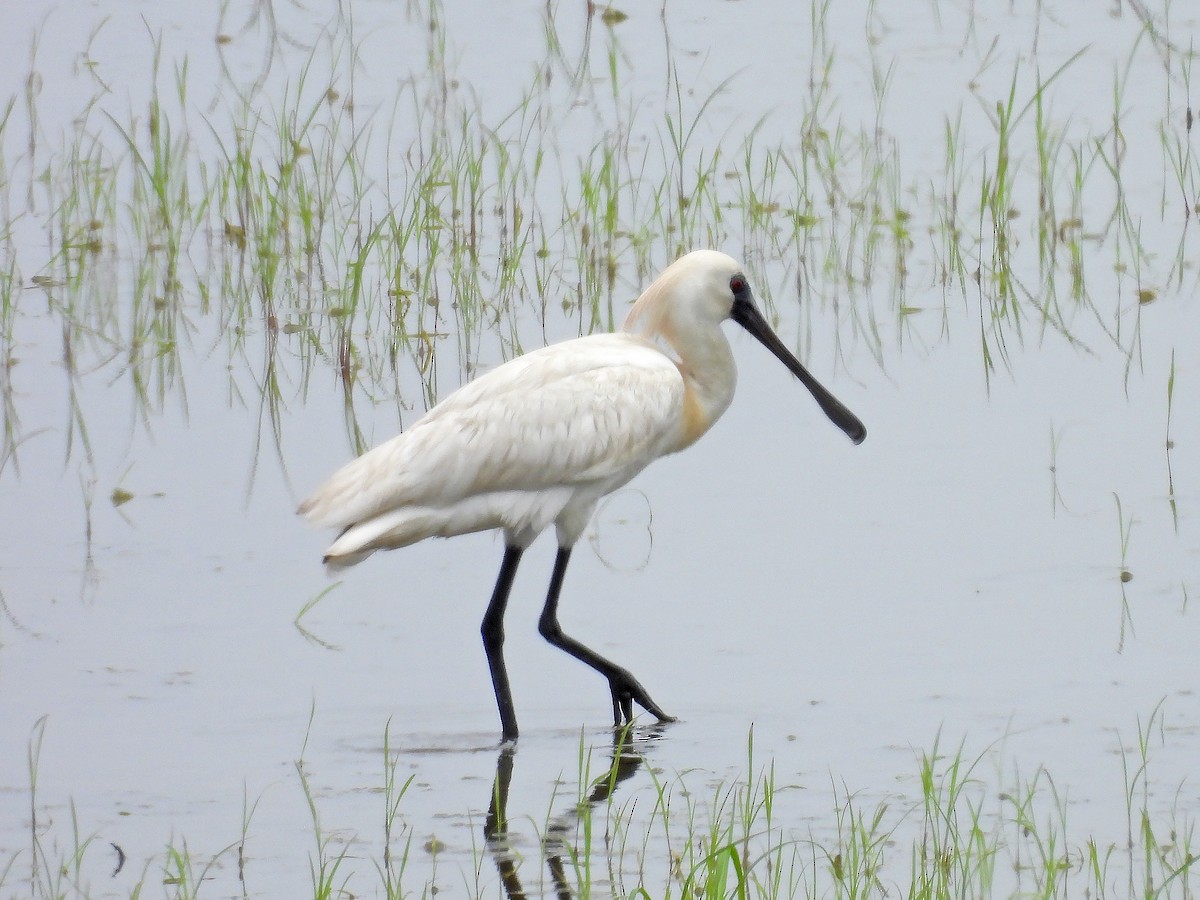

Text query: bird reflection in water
(484, 726), (663, 898)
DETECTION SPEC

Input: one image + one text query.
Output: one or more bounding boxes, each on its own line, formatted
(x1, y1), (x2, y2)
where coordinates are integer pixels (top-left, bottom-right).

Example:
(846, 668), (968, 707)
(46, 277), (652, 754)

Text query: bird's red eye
(730, 275), (747, 295)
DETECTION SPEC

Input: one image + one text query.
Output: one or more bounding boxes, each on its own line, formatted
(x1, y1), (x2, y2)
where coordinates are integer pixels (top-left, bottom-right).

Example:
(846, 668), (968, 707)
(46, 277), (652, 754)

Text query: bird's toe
(608, 668), (672, 727)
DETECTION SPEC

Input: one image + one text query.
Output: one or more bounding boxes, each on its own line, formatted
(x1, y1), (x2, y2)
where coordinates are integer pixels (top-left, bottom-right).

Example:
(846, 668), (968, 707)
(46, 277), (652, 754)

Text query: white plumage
(301, 334), (685, 563)
(299, 249), (865, 740)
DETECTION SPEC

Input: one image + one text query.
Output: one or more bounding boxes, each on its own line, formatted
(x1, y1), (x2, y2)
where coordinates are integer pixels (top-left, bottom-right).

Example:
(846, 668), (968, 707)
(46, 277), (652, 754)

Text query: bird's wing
(299, 334), (685, 529)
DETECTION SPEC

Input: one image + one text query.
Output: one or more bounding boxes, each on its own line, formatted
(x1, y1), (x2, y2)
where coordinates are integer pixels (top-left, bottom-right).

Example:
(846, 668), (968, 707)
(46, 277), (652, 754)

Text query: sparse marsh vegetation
(3, 0), (1195, 466)
(0, 1), (1196, 898)
(9, 711), (1199, 898)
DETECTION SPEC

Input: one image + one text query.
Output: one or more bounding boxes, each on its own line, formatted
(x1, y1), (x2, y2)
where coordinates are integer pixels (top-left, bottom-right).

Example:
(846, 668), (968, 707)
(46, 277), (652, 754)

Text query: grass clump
(2, 2), (1192, 470)
(7, 706), (1198, 898)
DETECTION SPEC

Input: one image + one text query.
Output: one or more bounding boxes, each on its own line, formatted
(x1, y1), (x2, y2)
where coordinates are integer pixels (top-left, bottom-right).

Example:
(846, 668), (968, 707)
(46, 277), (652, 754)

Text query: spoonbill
(299, 249), (865, 741)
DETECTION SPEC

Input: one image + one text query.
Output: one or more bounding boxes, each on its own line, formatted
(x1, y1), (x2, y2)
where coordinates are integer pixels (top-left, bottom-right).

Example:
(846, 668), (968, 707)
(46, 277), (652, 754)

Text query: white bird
(299, 249), (865, 741)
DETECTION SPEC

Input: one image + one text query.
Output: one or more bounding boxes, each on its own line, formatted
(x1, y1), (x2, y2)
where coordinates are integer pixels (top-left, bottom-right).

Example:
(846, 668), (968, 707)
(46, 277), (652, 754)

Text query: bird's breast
(675, 369), (714, 450)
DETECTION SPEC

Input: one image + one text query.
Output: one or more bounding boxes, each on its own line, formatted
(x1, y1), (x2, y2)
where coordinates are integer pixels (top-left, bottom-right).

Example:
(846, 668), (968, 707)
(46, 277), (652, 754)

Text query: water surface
(0, 0), (1196, 896)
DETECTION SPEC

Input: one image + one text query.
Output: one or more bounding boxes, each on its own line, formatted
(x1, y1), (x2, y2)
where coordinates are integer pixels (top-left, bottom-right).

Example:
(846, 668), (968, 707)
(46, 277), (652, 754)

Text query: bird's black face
(727, 272), (867, 445)
(729, 273), (753, 309)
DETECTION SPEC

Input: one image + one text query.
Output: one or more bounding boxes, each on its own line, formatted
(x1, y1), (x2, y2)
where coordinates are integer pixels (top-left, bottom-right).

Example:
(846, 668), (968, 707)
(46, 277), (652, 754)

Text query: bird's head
(623, 249), (742, 338)
(624, 249), (866, 445)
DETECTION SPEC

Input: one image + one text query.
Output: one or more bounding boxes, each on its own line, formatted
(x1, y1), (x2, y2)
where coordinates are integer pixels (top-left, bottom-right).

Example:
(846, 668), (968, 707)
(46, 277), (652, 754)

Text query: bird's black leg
(537, 546), (676, 728)
(482, 546), (524, 742)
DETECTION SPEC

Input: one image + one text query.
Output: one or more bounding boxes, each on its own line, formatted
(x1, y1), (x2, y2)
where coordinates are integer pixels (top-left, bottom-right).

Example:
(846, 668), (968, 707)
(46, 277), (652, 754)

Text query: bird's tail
(323, 548), (375, 575)
(320, 507), (439, 573)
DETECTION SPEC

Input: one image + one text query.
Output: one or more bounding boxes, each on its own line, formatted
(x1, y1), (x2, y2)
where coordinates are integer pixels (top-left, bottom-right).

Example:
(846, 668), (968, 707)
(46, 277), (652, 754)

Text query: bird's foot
(608, 667), (677, 727)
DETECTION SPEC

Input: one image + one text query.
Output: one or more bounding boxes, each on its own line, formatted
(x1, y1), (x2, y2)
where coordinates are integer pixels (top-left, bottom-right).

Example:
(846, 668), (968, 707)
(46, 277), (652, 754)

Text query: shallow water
(1, 0), (1197, 897)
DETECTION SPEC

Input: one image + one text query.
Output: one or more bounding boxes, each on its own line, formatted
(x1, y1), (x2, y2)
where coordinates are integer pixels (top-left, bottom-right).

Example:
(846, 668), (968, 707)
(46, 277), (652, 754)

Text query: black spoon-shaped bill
(731, 294), (867, 445)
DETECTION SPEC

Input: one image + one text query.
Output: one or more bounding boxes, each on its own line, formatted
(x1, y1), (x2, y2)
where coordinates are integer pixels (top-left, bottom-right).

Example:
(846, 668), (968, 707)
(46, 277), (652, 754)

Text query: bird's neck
(671, 326), (737, 449)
